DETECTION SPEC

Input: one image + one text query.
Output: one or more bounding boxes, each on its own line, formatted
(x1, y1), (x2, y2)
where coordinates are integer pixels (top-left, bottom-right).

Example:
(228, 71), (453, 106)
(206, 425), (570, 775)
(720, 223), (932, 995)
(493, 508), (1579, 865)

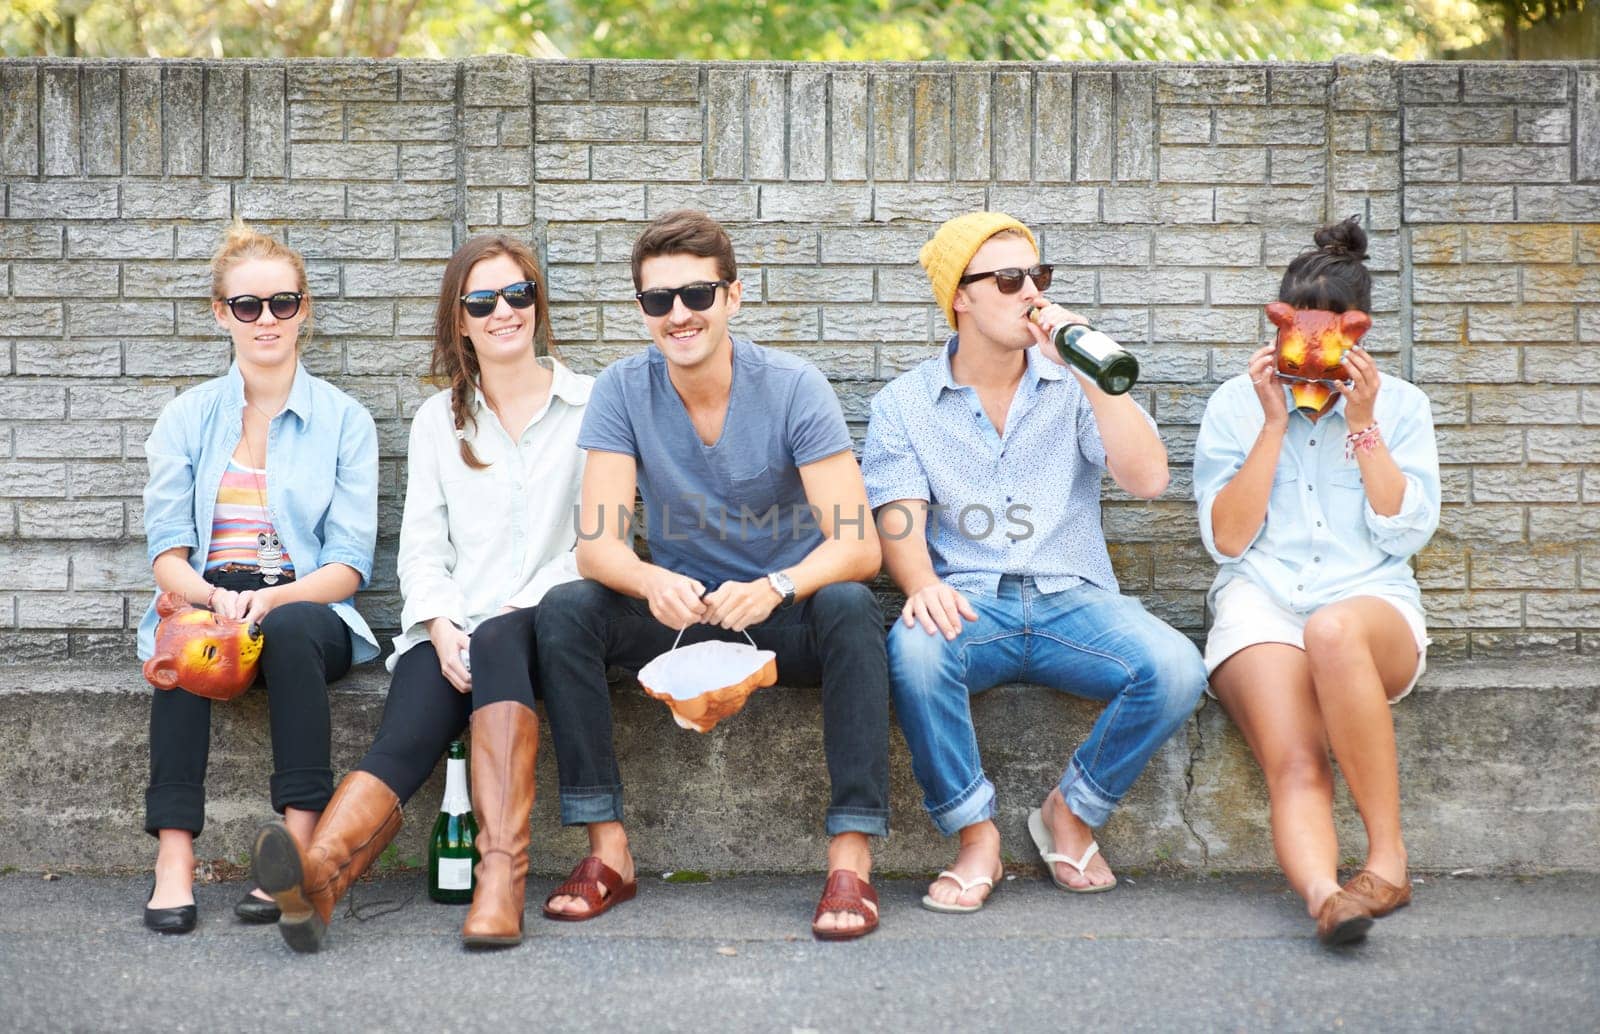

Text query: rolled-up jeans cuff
(145, 782), (205, 838)
(271, 767), (335, 815)
(560, 787), (624, 826)
(825, 808), (889, 838)
(928, 775), (997, 838)
(1058, 758), (1116, 829)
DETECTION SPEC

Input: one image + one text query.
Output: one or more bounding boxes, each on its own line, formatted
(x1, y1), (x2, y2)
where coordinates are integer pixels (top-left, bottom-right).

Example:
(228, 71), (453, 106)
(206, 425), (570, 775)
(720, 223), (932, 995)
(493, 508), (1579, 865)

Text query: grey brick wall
(0, 57), (1596, 662)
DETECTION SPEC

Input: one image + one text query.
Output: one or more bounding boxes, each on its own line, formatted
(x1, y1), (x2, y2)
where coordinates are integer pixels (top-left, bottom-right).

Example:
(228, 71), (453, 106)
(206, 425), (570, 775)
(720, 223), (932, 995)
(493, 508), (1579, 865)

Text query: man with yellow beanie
(861, 211), (1206, 912)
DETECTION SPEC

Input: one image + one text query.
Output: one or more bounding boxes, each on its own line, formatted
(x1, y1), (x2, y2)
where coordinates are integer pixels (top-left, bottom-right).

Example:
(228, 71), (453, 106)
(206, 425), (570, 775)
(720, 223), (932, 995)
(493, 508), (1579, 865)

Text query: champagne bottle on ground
(1043, 319), (1140, 395)
(428, 739), (479, 905)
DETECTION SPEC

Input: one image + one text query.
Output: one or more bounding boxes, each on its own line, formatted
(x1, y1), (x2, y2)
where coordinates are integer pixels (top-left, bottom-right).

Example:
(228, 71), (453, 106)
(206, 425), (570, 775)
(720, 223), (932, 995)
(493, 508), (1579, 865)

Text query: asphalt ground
(1, 871), (1595, 1033)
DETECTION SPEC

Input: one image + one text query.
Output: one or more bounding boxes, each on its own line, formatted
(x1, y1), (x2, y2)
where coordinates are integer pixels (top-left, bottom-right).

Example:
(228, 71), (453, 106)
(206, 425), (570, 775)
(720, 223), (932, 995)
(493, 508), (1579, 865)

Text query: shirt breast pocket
(724, 464), (780, 517)
(1269, 468), (1301, 508)
(1329, 467), (1366, 491)
(1328, 466), (1367, 509)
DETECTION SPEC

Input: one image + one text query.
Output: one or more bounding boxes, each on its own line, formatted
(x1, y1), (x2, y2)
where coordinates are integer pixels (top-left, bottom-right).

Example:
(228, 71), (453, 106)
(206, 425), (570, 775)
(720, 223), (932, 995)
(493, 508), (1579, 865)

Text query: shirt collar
(926, 333), (1064, 402)
(470, 356), (592, 411)
(1284, 382), (1348, 421)
(546, 356), (591, 406)
(226, 361), (313, 424)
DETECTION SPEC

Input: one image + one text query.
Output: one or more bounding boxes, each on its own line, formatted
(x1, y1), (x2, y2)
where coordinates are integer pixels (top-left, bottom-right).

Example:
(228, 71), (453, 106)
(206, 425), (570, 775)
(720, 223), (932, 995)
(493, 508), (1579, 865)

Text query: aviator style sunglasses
(460, 279), (538, 318)
(956, 264), (1054, 294)
(635, 280), (730, 318)
(223, 292), (304, 323)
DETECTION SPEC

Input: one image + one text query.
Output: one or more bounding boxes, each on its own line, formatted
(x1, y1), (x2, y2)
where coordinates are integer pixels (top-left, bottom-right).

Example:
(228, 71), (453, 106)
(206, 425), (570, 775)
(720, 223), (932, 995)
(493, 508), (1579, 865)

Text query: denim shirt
(862, 335), (1157, 598)
(138, 362), (380, 663)
(1192, 371), (1440, 617)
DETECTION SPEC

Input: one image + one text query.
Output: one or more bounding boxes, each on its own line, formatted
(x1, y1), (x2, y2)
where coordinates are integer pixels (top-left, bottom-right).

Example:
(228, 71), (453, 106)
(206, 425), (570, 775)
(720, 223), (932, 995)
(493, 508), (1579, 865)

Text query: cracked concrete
(1178, 698), (1212, 868)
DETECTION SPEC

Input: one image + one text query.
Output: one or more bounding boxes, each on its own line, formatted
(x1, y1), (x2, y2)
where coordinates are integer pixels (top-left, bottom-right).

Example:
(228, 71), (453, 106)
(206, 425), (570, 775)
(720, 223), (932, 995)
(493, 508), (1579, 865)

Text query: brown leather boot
(461, 701), (538, 948)
(251, 771), (403, 954)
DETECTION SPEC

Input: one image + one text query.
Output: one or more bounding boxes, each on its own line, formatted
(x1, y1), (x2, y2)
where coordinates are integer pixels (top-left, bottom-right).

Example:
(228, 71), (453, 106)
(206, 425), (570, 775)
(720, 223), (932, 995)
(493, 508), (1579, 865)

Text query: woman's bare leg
(1302, 597), (1419, 887)
(1212, 643), (1341, 917)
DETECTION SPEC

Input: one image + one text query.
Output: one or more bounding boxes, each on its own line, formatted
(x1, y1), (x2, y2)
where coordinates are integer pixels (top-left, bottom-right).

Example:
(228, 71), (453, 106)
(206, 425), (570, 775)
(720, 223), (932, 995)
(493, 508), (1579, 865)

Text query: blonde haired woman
(140, 221), (379, 933)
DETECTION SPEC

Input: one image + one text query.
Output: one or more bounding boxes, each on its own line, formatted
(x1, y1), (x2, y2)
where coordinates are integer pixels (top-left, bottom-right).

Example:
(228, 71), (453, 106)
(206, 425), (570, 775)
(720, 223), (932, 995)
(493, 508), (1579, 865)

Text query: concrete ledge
(0, 660), (1594, 874)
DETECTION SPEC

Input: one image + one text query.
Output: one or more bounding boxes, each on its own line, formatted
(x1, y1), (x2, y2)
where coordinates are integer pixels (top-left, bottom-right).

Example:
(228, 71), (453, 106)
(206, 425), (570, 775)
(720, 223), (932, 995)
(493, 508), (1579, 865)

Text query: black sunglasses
(223, 292), (303, 323)
(957, 264), (1054, 294)
(460, 280), (538, 318)
(635, 280), (729, 318)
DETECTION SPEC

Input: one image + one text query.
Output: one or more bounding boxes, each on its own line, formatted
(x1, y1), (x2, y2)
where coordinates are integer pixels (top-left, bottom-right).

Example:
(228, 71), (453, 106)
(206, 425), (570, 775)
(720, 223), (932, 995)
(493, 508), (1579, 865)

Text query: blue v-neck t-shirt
(577, 336), (854, 588)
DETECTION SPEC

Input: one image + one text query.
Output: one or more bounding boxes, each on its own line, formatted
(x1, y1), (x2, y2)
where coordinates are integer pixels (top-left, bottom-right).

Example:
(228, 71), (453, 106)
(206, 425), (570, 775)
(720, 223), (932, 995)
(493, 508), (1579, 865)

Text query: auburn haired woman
(141, 220), (380, 934)
(252, 233), (591, 951)
(1194, 217), (1440, 947)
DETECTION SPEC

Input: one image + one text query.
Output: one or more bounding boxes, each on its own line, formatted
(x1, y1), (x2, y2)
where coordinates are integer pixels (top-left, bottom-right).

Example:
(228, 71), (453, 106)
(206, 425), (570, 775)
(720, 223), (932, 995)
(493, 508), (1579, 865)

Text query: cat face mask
(1266, 301), (1372, 414)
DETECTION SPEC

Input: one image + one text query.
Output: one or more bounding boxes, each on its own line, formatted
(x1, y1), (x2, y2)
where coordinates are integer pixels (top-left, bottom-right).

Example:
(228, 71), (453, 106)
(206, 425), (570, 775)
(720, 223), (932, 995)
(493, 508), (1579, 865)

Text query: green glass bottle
(1051, 323), (1140, 396)
(428, 740), (479, 905)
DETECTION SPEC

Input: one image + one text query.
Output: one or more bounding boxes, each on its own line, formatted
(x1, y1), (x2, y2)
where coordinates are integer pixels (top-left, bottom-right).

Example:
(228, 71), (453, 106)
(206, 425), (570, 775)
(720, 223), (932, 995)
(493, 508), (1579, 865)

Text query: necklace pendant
(256, 532), (285, 586)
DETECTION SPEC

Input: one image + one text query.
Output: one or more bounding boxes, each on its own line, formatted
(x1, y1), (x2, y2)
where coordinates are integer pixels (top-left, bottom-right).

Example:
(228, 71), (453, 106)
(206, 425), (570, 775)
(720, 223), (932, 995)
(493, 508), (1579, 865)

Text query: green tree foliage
(510, 0), (1498, 60)
(0, 0), (557, 58)
(2, 0), (1582, 60)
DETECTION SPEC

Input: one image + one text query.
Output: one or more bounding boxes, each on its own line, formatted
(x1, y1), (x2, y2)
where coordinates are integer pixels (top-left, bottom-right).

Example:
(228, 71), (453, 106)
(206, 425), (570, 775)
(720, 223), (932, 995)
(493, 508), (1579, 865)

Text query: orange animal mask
(143, 591), (264, 701)
(1266, 302), (1372, 414)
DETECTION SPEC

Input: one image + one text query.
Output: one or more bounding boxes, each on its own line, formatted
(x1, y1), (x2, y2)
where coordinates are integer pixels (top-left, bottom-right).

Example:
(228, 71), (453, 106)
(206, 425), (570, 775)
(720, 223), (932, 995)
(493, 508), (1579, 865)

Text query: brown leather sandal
(811, 869), (879, 942)
(541, 856), (637, 922)
(1342, 869), (1412, 918)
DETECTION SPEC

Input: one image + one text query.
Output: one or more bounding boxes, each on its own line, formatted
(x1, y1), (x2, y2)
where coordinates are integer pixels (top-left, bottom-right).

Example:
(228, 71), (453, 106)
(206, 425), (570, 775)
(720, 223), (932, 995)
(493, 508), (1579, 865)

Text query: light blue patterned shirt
(1192, 372), (1439, 616)
(862, 335), (1155, 598)
(139, 362), (380, 663)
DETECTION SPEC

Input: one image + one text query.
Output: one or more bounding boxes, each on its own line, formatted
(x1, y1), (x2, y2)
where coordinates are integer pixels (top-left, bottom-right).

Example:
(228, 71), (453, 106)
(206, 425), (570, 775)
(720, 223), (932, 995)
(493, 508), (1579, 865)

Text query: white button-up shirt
(389, 357), (591, 670)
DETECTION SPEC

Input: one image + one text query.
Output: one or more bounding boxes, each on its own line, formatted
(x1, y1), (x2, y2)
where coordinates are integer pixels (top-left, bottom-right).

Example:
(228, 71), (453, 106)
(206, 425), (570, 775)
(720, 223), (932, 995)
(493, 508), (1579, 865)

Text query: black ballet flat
(234, 887), (282, 924)
(144, 884), (197, 935)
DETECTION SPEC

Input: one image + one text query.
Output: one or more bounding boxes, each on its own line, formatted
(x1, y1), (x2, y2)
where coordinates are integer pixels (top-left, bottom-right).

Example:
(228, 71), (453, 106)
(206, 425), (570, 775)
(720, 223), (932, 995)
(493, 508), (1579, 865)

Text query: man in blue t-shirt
(537, 210), (889, 940)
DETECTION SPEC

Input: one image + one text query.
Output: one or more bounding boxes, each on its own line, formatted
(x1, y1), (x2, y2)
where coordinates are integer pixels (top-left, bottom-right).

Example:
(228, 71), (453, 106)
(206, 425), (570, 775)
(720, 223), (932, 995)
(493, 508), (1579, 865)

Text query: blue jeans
(887, 576), (1206, 836)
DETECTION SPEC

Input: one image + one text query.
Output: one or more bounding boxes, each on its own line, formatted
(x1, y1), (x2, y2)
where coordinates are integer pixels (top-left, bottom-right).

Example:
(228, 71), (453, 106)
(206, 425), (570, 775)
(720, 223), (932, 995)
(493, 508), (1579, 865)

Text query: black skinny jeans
(354, 606), (542, 805)
(535, 578), (891, 837)
(145, 570), (352, 837)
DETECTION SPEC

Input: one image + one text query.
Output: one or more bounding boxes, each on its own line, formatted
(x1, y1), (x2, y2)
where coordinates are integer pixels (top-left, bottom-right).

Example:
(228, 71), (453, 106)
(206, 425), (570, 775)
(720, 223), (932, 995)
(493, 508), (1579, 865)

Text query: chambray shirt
(389, 358), (591, 670)
(862, 335), (1156, 598)
(1192, 372), (1440, 616)
(139, 362), (380, 663)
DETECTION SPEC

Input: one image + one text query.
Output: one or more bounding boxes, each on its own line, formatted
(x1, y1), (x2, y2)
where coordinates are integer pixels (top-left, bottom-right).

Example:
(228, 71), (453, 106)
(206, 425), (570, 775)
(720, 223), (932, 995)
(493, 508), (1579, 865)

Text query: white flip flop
(1027, 807), (1117, 894)
(920, 869), (1000, 914)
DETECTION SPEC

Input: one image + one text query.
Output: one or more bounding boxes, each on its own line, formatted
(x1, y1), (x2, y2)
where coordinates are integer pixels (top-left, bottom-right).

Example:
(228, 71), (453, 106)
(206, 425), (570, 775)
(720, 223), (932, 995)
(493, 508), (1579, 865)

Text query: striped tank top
(206, 458), (295, 574)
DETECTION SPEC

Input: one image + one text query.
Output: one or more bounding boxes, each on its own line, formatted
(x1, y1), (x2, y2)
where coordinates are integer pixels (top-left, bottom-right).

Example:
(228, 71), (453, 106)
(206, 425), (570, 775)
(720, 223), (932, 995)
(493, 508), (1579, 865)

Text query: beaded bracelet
(205, 586), (219, 611)
(1346, 422), (1382, 460)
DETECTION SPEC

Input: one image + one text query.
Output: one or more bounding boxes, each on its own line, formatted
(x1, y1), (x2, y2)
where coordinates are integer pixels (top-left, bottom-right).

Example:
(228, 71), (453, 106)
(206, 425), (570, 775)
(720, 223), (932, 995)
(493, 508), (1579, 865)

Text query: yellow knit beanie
(918, 212), (1038, 330)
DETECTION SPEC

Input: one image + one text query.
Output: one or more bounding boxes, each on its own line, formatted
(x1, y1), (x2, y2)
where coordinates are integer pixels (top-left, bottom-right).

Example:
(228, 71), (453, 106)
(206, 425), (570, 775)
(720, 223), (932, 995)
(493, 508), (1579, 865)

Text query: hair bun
(1313, 215), (1368, 261)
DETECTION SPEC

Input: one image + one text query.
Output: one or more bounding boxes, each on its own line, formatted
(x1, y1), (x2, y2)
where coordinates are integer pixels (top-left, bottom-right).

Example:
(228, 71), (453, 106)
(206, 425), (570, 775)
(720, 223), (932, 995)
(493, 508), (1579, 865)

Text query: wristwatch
(766, 571), (796, 607)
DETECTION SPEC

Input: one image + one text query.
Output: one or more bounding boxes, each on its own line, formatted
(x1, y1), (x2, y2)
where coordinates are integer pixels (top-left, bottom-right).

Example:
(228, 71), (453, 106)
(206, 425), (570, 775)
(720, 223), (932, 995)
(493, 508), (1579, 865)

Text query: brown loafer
(1342, 869), (1411, 918)
(1316, 889), (1374, 947)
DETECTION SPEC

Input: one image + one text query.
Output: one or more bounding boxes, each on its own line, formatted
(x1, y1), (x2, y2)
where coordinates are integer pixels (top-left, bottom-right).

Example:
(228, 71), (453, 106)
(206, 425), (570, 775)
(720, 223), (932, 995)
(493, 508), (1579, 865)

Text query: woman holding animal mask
(1192, 216), (1440, 948)
(139, 220), (380, 934)
(250, 234), (590, 952)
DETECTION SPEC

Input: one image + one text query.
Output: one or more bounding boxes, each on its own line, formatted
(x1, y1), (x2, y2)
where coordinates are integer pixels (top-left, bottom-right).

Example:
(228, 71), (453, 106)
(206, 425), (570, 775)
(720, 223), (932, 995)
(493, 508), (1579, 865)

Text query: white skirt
(1203, 577), (1430, 702)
